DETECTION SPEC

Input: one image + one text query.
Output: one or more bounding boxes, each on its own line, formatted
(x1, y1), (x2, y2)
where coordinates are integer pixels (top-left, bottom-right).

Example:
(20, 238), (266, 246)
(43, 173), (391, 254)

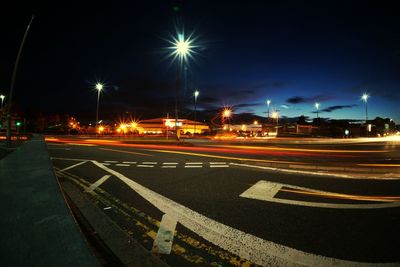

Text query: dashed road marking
(162, 166), (177, 168)
(210, 165), (229, 168)
(137, 164), (155, 168)
(142, 162), (157, 165)
(163, 162), (178, 165)
(184, 165), (203, 168)
(102, 163), (111, 166)
(185, 162), (203, 165)
(210, 162), (226, 165)
(104, 160), (118, 163)
(116, 163), (130, 167)
(122, 161), (137, 164)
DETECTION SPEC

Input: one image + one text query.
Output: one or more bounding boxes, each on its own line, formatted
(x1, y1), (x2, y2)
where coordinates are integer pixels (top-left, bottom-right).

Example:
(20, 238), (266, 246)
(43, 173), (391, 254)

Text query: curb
(61, 181), (169, 267)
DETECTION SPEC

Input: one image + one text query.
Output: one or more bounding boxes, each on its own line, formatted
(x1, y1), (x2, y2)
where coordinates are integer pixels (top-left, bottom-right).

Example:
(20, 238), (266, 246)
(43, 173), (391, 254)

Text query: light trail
(280, 188), (400, 202)
(208, 144), (388, 153)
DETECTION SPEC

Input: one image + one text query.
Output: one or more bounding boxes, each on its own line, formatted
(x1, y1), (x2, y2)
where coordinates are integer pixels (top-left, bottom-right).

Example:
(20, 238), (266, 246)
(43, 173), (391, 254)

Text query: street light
(361, 93), (369, 123)
(266, 99), (271, 119)
(222, 108), (232, 131)
(167, 31), (197, 140)
(272, 111), (279, 136)
(315, 102), (320, 119)
(0, 94), (5, 109)
(95, 83), (103, 134)
(194, 90), (199, 135)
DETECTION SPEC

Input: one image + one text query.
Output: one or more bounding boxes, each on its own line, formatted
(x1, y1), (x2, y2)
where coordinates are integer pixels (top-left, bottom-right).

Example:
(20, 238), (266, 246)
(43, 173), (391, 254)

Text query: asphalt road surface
(48, 137), (400, 266)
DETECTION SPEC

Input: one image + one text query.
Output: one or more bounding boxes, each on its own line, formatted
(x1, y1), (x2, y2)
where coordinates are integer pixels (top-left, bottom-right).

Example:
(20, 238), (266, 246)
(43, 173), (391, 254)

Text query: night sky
(1, 1), (400, 124)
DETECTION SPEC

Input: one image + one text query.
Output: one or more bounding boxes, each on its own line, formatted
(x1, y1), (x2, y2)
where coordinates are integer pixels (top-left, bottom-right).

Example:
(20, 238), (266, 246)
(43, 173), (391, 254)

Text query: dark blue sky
(1, 1), (399, 123)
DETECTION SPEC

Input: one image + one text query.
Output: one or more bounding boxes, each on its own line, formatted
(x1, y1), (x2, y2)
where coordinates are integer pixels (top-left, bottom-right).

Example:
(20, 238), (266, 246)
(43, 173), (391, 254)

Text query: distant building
(135, 118), (210, 135)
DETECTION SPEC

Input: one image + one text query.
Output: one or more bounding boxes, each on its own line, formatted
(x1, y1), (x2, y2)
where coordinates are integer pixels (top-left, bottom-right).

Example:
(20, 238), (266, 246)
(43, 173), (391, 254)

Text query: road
(47, 136), (400, 266)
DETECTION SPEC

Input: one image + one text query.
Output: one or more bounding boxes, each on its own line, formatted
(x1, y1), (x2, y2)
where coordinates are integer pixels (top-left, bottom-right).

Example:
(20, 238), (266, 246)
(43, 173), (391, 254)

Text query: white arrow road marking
(151, 213), (177, 254)
(240, 180), (400, 209)
(59, 161), (87, 172)
(85, 174), (112, 193)
(91, 160), (397, 267)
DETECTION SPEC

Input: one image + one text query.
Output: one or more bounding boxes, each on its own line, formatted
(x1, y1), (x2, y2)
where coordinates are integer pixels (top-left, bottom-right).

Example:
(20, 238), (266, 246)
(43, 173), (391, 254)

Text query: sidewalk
(0, 135), (99, 266)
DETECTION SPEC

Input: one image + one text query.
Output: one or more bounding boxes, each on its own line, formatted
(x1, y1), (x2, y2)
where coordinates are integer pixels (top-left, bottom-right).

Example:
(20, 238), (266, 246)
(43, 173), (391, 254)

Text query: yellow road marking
(207, 144), (388, 153)
(55, 167), (251, 266)
(66, 143), (97, 146)
(357, 163), (400, 167)
(99, 148), (152, 156)
(147, 149), (307, 165)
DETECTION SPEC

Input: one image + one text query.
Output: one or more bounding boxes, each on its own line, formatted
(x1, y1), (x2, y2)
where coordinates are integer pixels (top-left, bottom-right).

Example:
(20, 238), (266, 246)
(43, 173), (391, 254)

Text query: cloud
(314, 104), (358, 113)
(287, 96), (307, 104)
(233, 102), (264, 108)
(280, 104), (289, 109)
(286, 95), (333, 104)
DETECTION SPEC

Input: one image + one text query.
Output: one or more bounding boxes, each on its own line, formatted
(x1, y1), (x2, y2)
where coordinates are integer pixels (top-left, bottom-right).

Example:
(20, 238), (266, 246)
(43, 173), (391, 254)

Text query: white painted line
(185, 162), (203, 165)
(104, 160), (118, 163)
(184, 165), (203, 168)
(60, 161), (87, 172)
(163, 162), (178, 165)
(102, 163), (111, 166)
(230, 162), (355, 178)
(142, 162), (157, 164)
(91, 160), (395, 267)
(210, 165), (229, 168)
(231, 162), (400, 180)
(116, 164), (130, 167)
(162, 166), (177, 168)
(85, 174), (112, 193)
(210, 162), (227, 164)
(137, 165), (154, 168)
(51, 157), (93, 162)
(240, 180), (400, 209)
(122, 161), (136, 164)
(151, 213), (177, 254)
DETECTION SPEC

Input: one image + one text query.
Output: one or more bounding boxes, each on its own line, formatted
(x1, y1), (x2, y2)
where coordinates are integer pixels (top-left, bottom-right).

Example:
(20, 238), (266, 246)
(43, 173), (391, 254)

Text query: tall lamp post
(222, 108), (232, 131)
(266, 99), (271, 120)
(95, 83), (103, 135)
(361, 93), (369, 123)
(315, 102), (320, 119)
(168, 32), (196, 141)
(194, 90), (199, 135)
(272, 111), (279, 136)
(361, 93), (370, 136)
(0, 94), (5, 109)
(6, 15), (34, 146)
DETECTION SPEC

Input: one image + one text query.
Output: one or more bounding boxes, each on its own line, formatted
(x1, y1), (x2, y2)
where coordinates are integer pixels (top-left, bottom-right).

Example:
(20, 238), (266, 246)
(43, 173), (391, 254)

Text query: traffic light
(16, 121), (21, 127)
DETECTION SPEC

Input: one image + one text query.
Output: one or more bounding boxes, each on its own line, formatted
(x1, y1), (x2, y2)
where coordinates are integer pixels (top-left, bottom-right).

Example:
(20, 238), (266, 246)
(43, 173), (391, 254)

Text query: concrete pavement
(0, 135), (168, 267)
